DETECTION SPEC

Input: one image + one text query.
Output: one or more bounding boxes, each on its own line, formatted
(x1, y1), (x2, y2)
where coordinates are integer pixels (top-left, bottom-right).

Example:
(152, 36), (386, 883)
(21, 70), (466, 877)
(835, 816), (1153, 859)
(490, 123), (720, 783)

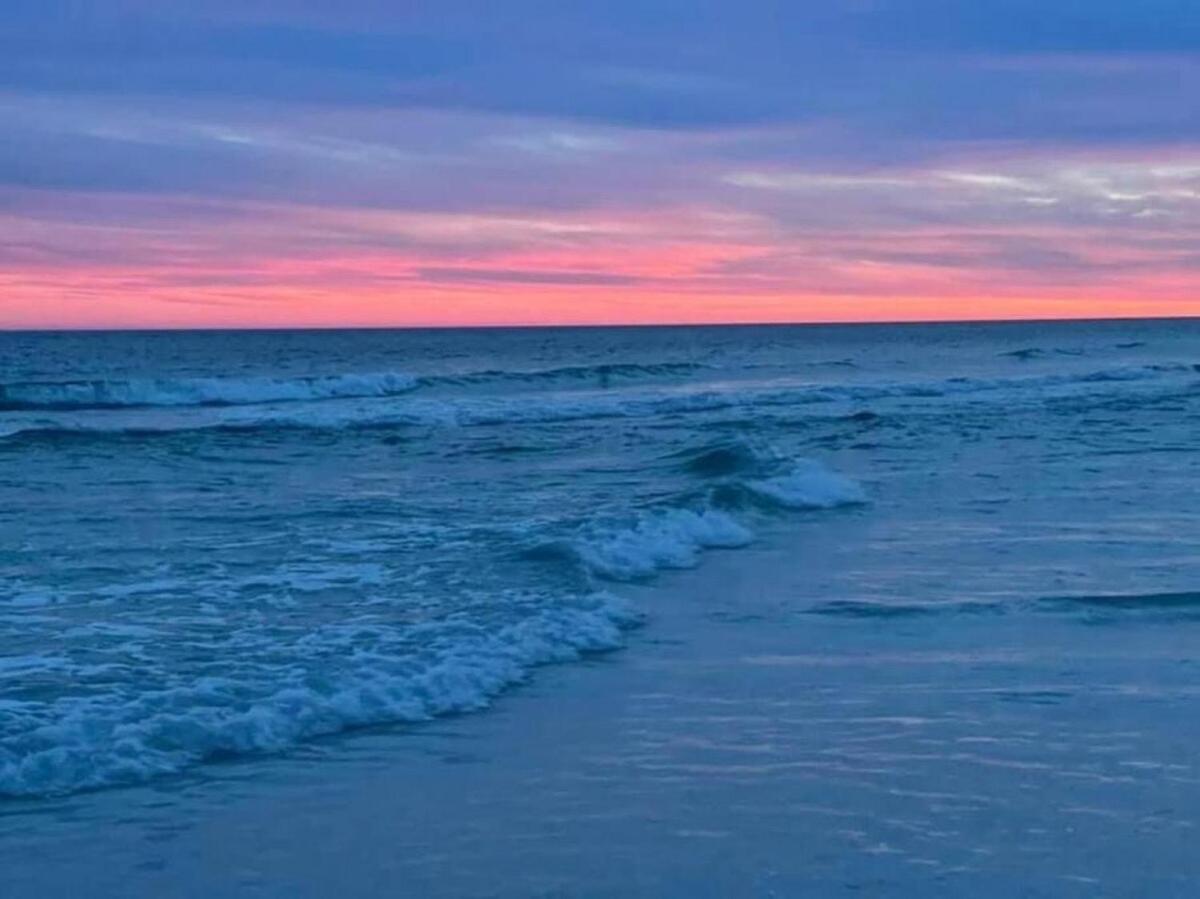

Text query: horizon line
(3, 312), (1198, 335)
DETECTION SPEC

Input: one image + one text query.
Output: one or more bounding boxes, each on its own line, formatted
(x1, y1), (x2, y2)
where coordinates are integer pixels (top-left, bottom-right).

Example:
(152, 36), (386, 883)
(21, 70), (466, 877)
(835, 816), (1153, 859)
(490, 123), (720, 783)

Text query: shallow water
(3, 320), (1200, 894)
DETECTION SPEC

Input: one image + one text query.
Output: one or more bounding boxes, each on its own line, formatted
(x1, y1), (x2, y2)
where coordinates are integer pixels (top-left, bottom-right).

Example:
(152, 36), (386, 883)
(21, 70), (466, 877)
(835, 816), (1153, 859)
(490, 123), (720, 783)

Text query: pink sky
(3, 165), (1197, 329)
(4, 177), (1195, 328)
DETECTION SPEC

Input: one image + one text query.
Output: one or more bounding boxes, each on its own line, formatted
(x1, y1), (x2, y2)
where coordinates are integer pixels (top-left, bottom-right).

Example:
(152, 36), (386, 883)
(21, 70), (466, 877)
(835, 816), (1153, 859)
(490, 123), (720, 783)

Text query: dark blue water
(2, 320), (1199, 812)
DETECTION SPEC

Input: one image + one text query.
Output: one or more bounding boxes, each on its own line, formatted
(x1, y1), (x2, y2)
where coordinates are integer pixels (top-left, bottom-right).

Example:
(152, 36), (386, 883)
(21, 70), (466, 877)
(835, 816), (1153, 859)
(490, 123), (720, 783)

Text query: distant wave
(0, 371), (419, 411)
(422, 361), (707, 388)
(799, 591), (1200, 621)
(999, 347), (1088, 361)
(801, 590), (1200, 622)
(1039, 591), (1200, 612)
(2, 362), (1194, 444)
(1000, 347), (1048, 361)
(806, 599), (1004, 618)
(0, 361), (702, 415)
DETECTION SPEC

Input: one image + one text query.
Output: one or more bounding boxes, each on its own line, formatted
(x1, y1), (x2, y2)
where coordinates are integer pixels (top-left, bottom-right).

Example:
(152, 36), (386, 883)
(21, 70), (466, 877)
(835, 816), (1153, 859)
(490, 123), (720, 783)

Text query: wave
(2, 361), (1194, 444)
(568, 508), (755, 581)
(803, 591), (1200, 622)
(0, 450), (865, 798)
(1039, 591), (1200, 612)
(672, 440), (868, 511)
(422, 361), (707, 388)
(0, 592), (639, 798)
(529, 458), (866, 582)
(0, 361), (703, 414)
(0, 371), (419, 411)
(797, 591), (1200, 622)
(806, 599), (1004, 618)
(1000, 347), (1048, 361)
(672, 437), (781, 478)
(743, 460), (868, 509)
(1000, 347), (1089, 361)
(527, 508), (754, 582)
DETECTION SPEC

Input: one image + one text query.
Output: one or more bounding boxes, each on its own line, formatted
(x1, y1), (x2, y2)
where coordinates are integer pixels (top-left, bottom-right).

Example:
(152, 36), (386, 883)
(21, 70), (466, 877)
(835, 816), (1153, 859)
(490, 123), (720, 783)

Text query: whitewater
(3, 320), (1200, 896)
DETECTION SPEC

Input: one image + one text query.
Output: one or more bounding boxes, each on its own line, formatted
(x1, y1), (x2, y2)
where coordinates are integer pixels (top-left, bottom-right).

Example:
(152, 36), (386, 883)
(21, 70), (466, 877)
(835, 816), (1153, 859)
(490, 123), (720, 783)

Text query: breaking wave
(566, 508), (755, 581)
(528, 458), (867, 582)
(743, 460), (868, 509)
(0, 449), (865, 798)
(0, 593), (640, 798)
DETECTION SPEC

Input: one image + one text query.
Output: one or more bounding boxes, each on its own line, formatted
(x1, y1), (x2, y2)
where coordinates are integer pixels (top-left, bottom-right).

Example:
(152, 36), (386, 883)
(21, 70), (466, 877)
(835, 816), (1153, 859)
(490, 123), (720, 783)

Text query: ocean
(3, 319), (1200, 895)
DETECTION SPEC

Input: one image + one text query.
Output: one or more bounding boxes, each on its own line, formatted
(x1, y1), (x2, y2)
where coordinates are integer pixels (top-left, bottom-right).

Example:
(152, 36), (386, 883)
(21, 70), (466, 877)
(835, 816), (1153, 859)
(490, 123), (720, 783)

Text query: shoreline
(6, 501), (1199, 897)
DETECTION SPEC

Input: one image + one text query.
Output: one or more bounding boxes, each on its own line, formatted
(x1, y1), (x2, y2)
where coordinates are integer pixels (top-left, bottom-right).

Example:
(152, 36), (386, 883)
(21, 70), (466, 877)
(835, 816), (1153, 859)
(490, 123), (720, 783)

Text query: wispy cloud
(1, 1), (1197, 326)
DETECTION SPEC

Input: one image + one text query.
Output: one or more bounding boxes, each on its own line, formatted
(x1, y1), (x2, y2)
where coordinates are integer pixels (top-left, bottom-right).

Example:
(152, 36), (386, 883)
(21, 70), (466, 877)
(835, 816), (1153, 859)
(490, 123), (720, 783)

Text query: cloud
(413, 267), (646, 287)
(1, 1), (1198, 326)
(3, 1), (1194, 140)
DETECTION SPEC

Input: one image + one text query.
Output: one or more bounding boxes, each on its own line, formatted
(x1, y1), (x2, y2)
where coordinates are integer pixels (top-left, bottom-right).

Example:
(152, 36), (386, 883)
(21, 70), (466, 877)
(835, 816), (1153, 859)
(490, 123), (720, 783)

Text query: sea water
(2, 320), (1200, 892)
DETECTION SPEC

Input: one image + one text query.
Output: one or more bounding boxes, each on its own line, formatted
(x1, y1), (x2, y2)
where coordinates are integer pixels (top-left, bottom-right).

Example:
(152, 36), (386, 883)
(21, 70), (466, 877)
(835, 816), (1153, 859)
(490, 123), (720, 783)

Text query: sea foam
(0, 450), (861, 797)
(0, 593), (639, 797)
(571, 508), (755, 581)
(553, 457), (865, 581)
(745, 460), (868, 509)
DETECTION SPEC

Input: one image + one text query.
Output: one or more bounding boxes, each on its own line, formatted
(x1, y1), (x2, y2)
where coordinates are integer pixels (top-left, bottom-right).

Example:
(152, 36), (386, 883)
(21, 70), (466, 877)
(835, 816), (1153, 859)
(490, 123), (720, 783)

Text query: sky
(1, 1), (1198, 328)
